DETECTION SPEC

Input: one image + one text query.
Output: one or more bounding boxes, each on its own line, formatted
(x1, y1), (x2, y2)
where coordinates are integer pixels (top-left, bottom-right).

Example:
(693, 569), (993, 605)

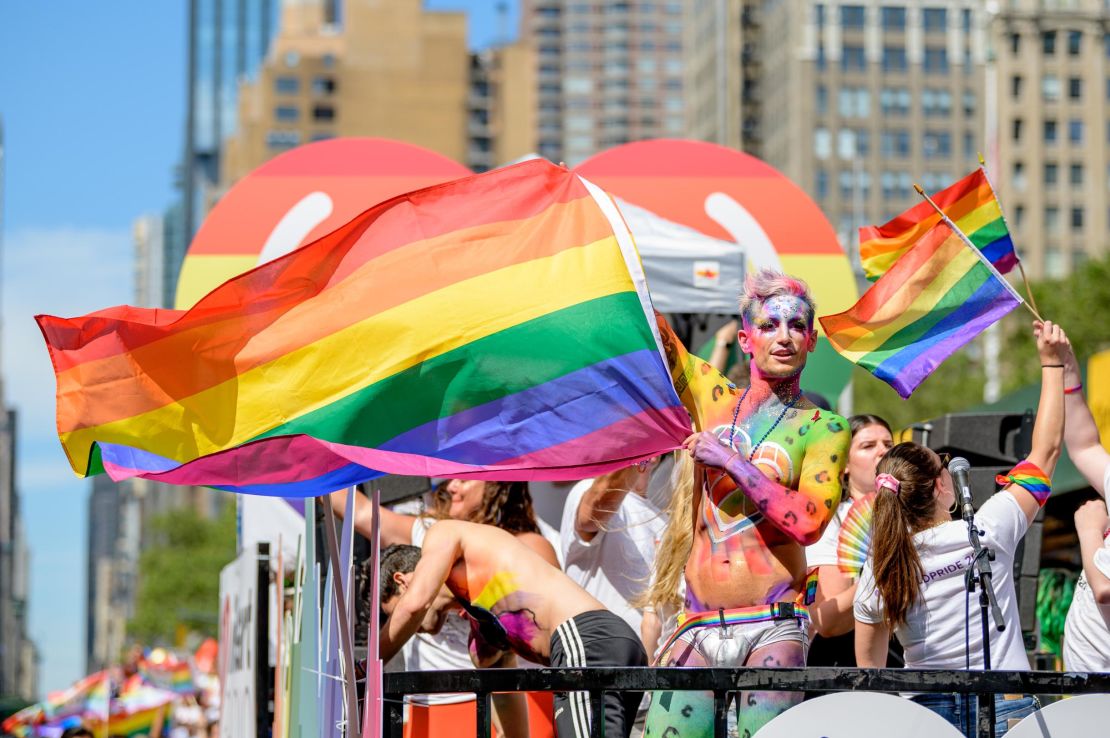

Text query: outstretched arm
(330, 487), (417, 547)
(1003, 321), (1067, 523)
(1063, 344), (1110, 500)
(684, 419), (849, 546)
(379, 524), (461, 662)
(1075, 500), (1110, 605)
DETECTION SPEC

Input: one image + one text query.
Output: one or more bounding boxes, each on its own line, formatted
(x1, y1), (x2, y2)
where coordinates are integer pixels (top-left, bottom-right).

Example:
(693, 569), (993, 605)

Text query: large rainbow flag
(821, 219), (1023, 398)
(859, 167), (1018, 281)
(37, 160), (691, 496)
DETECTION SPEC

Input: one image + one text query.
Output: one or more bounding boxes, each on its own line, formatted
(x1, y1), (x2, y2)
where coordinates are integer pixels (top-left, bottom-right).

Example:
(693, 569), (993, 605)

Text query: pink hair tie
(875, 473), (901, 494)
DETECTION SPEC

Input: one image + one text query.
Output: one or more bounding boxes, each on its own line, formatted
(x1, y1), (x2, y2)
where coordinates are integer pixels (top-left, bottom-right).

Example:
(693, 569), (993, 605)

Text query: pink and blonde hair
(738, 269), (816, 327)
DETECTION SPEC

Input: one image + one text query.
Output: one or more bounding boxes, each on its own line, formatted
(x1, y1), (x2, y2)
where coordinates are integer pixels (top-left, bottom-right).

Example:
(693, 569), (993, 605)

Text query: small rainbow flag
(859, 168), (1018, 282)
(821, 219), (1023, 398)
(37, 160), (690, 496)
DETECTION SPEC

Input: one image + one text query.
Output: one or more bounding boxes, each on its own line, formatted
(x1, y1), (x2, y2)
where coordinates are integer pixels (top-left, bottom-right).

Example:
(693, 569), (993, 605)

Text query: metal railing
(382, 667), (1110, 738)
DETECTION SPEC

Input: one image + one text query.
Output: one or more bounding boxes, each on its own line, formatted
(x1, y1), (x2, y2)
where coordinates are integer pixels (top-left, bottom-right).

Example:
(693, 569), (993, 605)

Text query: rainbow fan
(837, 493), (876, 578)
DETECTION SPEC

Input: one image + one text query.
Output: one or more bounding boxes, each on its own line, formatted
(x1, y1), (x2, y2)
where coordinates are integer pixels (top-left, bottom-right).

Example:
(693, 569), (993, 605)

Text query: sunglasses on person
(936, 452), (952, 473)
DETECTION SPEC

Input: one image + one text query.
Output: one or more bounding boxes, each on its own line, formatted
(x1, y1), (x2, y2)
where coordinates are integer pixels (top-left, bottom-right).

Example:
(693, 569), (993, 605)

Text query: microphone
(948, 456), (974, 523)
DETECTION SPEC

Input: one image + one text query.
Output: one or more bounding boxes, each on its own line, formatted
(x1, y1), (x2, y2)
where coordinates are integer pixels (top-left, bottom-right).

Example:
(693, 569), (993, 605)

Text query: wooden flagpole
(977, 152), (1041, 316)
(914, 183), (1042, 323)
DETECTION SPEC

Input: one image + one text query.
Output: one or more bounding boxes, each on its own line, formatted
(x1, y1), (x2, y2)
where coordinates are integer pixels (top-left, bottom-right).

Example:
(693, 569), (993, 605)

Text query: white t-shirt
(559, 478), (667, 634)
(1062, 463), (1110, 671)
(854, 492), (1032, 670)
(806, 499), (853, 568)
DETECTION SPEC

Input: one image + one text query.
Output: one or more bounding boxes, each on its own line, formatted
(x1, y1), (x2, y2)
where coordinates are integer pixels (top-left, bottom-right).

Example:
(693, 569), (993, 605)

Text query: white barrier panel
(218, 547), (263, 738)
(1006, 694), (1110, 737)
(755, 692), (964, 737)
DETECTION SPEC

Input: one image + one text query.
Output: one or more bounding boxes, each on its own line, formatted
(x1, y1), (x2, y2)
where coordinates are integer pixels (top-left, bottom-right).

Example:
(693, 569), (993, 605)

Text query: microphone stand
(960, 481), (1005, 738)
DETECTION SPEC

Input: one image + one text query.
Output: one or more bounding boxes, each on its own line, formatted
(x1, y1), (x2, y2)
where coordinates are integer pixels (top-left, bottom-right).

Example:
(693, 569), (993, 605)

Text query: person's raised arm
(1004, 321), (1067, 523)
(330, 487), (417, 547)
(1074, 500), (1110, 605)
(1063, 343), (1110, 499)
(684, 417), (849, 546)
(379, 523), (461, 662)
(575, 465), (651, 542)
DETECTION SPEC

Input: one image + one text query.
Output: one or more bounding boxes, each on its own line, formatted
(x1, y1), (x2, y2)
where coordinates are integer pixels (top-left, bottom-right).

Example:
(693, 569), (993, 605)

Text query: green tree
(128, 502), (237, 645)
(1002, 255), (1110, 392)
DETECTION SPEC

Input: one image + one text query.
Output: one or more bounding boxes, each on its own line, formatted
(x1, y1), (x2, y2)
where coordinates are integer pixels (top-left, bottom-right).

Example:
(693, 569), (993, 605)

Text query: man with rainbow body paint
(378, 519), (647, 738)
(646, 270), (849, 737)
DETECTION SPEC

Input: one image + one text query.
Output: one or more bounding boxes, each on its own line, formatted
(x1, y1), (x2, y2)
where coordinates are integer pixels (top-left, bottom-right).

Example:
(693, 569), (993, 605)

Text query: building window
(1070, 163), (1084, 187)
(1044, 163), (1058, 186)
(1071, 207), (1084, 230)
(881, 171), (912, 200)
(881, 6), (906, 31)
(1011, 75), (1023, 99)
(1013, 205), (1024, 228)
(1068, 77), (1082, 99)
(1069, 119), (1084, 143)
(1068, 30), (1082, 56)
(1013, 161), (1026, 191)
(1045, 206), (1060, 233)
(266, 130), (301, 149)
(1042, 74), (1060, 101)
(881, 129), (911, 157)
(838, 86), (871, 117)
(1044, 120), (1058, 143)
(962, 8), (972, 33)
(842, 45), (867, 71)
(923, 131), (952, 157)
(816, 42), (827, 70)
(312, 76), (336, 95)
(1013, 118), (1023, 141)
(814, 127), (832, 159)
(880, 86), (911, 115)
(963, 90), (975, 116)
(312, 105), (335, 122)
(815, 3), (826, 29)
(921, 88), (951, 116)
(816, 84), (828, 115)
(838, 128), (869, 157)
(964, 131), (976, 158)
(275, 76), (299, 94)
(882, 45), (908, 72)
(275, 105), (299, 122)
(1045, 246), (1065, 277)
(923, 47), (948, 74)
(841, 5), (865, 30)
(1010, 33), (1020, 55)
(816, 169), (829, 199)
(922, 8), (947, 33)
(1043, 31), (1056, 55)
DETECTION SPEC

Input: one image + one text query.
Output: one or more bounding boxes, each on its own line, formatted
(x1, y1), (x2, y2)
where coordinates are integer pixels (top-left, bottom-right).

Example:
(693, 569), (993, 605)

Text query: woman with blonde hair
(854, 321), (1069, 736)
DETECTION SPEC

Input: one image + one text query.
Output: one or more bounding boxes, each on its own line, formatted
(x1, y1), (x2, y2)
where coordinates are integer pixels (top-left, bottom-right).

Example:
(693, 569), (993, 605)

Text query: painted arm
(811, 566), (858, 638)
(1003, 321), (1067, 522)
(656, 311), (735, 432)
(1063, 344), (1110, 497)
(330, 488), (416, 547)
(1075, 500), (1110, 605)
(685, 418), (849, 546)
(378, 524), (461, 662)
(575, 466), (650, 541)
(854, 620), (889, 668)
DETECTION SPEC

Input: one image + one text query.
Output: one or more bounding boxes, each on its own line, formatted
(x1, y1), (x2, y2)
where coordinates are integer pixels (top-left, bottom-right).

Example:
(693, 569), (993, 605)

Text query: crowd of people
(345, 270), (1108, 738)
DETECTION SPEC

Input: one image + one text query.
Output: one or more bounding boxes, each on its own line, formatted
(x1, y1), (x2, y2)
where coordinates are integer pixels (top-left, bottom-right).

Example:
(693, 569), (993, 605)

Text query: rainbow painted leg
(643, 637), (714, 738)
(735, 639), (805, 738)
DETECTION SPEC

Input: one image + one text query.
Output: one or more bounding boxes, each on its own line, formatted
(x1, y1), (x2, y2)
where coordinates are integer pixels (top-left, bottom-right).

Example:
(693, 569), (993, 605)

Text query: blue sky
(1, 0), (516, 696)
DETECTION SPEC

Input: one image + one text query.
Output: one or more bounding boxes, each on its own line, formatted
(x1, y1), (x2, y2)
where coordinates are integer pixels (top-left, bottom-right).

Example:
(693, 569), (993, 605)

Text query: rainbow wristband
(1064, 383), (1083, 395)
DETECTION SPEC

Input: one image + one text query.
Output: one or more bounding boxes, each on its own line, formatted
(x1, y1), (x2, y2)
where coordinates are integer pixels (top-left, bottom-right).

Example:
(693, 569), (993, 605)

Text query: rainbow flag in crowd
(37, 160), (690, 496)
(821, 219), (1023, 398)
(859, 167), (1018, 281)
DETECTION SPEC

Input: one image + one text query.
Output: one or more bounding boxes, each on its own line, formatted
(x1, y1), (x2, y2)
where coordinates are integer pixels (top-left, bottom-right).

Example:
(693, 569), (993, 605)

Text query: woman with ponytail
(854, 321), (1069, 737)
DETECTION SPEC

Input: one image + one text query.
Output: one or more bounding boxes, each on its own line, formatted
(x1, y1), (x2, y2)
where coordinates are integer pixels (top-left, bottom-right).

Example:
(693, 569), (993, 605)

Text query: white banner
(219, 547), (262, 738)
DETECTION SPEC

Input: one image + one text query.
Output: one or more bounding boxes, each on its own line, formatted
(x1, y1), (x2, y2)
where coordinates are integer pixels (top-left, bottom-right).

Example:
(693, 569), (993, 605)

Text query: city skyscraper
(522, 0), (688, 166)
(220, 0), (470, 185)
(0, 118), (39, 703)
(468, 41), (538, 171)
(989, 0), (1110, 278)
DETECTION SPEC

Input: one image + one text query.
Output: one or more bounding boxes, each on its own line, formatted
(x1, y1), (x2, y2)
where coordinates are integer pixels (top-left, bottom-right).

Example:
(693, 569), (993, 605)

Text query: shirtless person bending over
(645, 270), (849, 737)
(379, 519), (647, 738)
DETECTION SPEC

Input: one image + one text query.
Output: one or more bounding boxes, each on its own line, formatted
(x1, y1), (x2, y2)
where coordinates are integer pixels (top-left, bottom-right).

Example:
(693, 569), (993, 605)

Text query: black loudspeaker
(910, 411), (1042, 636)
(375, 474), (432, 506)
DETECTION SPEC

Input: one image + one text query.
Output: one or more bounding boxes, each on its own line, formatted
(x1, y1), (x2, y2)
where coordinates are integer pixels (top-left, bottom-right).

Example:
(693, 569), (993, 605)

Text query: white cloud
(3, 225), (133, 693)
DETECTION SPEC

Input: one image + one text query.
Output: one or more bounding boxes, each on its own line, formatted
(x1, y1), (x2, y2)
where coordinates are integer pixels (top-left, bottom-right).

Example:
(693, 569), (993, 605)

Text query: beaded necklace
(727, 384), (803, 461)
